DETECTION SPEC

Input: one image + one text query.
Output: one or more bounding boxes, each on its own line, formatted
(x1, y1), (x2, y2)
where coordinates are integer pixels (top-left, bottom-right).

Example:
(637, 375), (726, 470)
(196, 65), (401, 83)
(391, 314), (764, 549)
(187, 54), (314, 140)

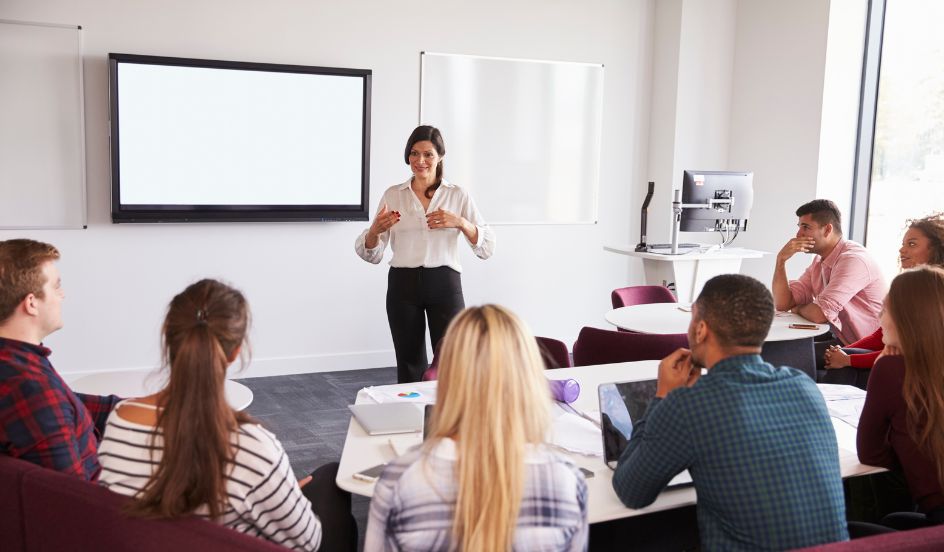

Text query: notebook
(598, 379), (693, 487)
(348, 403), (425, 435)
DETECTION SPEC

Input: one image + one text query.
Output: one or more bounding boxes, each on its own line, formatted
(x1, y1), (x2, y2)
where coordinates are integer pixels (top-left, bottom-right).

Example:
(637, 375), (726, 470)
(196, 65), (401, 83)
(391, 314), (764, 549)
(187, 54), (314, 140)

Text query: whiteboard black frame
(109, 53), (372, 223)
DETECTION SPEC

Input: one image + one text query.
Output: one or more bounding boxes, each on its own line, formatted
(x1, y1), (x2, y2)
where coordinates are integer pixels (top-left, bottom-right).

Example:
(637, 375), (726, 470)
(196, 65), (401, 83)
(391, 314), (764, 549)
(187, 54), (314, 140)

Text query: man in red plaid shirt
(0, 239), (120, 480)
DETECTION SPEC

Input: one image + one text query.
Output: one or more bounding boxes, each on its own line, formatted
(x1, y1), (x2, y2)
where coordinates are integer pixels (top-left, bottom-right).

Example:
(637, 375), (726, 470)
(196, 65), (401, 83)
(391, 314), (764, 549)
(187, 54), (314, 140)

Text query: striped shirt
(612, 355), (848, 551)
(364, 438), (588, 552)
(97, 400), (321, 551)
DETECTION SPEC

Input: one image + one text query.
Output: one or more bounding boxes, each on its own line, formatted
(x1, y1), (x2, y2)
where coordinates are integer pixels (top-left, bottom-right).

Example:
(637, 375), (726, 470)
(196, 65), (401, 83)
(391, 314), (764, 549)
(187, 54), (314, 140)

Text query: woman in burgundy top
(824, 213), (944, 389)
(857, 266), (944, 529)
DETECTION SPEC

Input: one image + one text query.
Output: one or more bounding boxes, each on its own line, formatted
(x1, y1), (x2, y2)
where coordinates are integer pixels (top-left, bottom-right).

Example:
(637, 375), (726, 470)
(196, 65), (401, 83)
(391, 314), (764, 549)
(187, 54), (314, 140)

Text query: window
(852, 0), (944, 284)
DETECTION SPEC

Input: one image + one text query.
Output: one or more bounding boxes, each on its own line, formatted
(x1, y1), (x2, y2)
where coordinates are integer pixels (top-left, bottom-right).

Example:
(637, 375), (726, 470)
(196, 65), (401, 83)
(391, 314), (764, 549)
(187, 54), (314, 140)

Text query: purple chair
(572, 326), (688, 367)
(423, 335), (571, 380)
(611, 285), (677, 309)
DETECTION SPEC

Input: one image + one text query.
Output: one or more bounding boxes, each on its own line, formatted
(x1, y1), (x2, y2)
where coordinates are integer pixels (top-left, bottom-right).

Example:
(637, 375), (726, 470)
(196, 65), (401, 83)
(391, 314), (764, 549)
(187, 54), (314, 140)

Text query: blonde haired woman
(364, 305), (588, 551)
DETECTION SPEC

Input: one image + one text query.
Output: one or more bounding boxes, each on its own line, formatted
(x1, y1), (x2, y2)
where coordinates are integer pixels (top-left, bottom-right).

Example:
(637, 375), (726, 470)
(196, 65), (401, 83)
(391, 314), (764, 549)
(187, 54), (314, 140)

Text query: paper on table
(548, 404), (603, 457)
(817, 384), (866, 402)
(363, 381), (438, 404)
(828, 399), (864, 429)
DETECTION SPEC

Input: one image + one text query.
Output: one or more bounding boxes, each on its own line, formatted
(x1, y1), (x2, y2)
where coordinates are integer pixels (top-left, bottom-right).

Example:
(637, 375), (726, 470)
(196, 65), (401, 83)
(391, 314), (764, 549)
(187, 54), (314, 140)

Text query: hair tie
(196, 309), (208, 325)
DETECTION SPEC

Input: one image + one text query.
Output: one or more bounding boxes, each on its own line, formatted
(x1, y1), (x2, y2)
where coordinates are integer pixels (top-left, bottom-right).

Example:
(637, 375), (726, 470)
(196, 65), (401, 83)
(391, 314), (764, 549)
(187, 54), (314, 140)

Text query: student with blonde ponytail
(364, 304), (588, 551)
(97, 280), (337, 551)
(857, 266), (944, 530)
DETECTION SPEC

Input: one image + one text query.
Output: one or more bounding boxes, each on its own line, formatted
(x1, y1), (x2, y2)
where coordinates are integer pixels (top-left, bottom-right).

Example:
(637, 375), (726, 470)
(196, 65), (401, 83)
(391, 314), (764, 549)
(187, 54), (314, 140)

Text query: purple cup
(548, 378), (580, 404)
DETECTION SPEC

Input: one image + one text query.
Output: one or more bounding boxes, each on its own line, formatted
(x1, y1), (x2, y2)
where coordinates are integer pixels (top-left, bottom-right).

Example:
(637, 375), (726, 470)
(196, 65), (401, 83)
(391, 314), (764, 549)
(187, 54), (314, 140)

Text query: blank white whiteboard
(420, 52), (603, 225)
(0, 20), (86, 229)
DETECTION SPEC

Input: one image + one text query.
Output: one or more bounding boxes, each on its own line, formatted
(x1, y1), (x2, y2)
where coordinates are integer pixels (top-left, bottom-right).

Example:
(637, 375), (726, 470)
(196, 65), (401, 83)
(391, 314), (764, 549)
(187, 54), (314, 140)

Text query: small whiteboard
(0, 20), (86, 229)
(420, 52), (603, 225)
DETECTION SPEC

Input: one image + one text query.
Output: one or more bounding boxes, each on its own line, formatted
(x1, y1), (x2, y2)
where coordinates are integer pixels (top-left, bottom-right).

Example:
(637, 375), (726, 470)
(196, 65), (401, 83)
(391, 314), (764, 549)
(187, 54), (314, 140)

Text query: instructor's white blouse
(355, 179), (495, 272)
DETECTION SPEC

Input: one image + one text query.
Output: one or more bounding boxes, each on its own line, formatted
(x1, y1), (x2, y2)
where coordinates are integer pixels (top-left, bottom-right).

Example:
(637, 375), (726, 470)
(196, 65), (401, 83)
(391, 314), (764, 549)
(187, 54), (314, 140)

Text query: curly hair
(906, 212), (944, 267)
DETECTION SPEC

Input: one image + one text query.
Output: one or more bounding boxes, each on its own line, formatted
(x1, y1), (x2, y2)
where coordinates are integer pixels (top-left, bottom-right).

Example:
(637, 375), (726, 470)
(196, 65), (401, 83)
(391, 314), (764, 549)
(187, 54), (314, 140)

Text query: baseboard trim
(60, 349), (397, 383)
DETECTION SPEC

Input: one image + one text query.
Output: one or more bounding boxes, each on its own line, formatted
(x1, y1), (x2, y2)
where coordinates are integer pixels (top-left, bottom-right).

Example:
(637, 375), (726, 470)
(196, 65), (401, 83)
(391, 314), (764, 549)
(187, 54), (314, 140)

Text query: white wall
(643, 0), (847, 286)
(644, 0), (738, 244)
(726, 0), (833, 283)
(0, 0), (653, 377)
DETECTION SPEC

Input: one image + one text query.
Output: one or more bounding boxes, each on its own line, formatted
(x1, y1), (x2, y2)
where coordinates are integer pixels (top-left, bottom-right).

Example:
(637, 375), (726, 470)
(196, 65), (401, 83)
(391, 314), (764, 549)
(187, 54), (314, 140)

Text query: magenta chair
(536, 336), (572, 369)
(611, 285), (677, 309)
(572, 326), (688, 367)
(423, 335), (571, 380)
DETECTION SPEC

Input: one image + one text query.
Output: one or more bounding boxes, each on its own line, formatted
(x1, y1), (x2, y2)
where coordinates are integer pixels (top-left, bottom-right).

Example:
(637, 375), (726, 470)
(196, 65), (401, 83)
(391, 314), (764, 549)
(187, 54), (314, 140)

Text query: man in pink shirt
(772, 200), (886, 349)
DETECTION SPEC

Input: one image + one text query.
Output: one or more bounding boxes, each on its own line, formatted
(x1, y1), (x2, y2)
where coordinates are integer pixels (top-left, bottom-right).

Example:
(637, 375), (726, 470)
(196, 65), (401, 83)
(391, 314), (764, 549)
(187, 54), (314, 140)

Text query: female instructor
(355, 125), (495, 383)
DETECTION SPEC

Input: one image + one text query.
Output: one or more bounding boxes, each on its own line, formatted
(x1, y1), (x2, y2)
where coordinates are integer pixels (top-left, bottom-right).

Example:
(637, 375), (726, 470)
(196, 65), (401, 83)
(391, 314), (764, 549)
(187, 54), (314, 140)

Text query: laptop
(348, 403), (425, 435)
(597, 379), (693, 487)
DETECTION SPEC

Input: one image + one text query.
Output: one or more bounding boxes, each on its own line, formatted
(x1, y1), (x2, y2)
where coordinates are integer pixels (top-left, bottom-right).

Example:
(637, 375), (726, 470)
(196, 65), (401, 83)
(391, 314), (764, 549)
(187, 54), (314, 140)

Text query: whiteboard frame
(0, 19), (87, 230)
(419, 52), (603, 226)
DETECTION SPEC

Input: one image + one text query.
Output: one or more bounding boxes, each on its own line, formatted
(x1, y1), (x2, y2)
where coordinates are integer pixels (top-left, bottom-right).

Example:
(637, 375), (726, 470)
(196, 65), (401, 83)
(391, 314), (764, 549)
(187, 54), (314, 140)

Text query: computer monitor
(679, 170), (753, 233)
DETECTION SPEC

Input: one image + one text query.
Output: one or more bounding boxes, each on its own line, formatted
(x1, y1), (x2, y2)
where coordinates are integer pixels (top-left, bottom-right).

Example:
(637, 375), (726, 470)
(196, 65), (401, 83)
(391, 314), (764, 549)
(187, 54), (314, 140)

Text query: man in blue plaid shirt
(0, 239), (119, 480)
(612, 274), (848, 550)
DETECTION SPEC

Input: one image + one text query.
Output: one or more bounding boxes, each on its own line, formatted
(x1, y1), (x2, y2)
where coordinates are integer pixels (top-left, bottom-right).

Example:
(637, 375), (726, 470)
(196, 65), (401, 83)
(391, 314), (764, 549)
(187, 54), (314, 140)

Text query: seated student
(824, 212), (944, 389)
(772, 199), (886, 349)
(364, 305), (588, 552)
(0, 239), (120, 480)
(857, 266), (944, 530)
(612, 274), (848, 551)
(97, 279), (353, 552)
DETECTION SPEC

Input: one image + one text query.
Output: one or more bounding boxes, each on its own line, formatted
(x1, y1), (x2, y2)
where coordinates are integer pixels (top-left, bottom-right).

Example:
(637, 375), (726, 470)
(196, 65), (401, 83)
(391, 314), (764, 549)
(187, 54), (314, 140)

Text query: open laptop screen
(598, 380), (658, 468)
(598, 379), (693, 487)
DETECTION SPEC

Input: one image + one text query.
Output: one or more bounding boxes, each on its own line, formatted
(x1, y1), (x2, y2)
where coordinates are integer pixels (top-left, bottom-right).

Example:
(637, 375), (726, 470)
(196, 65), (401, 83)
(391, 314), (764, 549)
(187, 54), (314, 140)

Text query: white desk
(69, 370), (254, 411)
(336, 361), (881, 525)
(604, 245), (767, 303)
(605, 303), (828, 342)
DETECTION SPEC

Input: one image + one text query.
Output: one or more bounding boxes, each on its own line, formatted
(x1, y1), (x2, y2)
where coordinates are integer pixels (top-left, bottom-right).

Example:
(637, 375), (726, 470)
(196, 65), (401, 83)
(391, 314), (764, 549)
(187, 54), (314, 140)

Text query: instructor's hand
(656, 348), (699, 398)
(426, 209), (465, 230)
(366, 205), (400, 247)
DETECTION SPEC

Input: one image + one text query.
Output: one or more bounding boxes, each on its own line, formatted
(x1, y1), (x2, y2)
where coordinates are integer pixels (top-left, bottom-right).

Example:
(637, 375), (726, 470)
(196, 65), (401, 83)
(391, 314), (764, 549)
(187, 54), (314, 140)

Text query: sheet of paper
(362, 381), (438, 404)
(548, 406), (603, 457)
(828, 400), (864, 429)
(817, 383), (866, 402)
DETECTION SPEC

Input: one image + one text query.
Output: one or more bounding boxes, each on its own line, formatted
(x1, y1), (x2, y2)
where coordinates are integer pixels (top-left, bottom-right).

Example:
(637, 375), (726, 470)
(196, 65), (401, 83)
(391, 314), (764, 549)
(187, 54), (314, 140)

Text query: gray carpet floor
(235, 367), (397, 551)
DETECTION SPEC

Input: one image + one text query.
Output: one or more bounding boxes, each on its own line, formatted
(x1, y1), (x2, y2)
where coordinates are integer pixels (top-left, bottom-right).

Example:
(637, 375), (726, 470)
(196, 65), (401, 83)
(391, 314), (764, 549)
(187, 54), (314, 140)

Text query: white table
(69, 370), (254, 411)
(605, 303), (828, 341)
(604, 245), (767, 303)
(336, 361), (881, 525)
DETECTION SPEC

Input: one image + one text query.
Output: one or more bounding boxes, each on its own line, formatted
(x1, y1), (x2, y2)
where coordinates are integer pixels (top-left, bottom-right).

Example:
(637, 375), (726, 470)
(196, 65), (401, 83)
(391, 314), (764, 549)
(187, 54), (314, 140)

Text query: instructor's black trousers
(386, 266), (464, 383)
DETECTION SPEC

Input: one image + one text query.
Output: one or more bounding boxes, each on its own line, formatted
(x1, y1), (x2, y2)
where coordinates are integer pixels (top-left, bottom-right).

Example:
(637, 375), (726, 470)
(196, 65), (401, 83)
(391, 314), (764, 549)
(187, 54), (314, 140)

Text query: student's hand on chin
(656, 348), (695, 398)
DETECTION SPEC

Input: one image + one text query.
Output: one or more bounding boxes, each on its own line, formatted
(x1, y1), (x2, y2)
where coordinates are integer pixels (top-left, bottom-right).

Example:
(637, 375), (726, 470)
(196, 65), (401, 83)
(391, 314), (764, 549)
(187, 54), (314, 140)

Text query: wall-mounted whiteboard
(0, 20), (86, 229)
(420, 52), (604, 225)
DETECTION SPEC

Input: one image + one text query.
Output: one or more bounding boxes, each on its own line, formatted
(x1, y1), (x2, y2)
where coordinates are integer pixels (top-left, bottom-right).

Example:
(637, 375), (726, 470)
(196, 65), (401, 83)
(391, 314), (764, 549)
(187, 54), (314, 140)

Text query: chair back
(572, 326), (688, 367)
(611, 285), (677, 309)
(423, 336), (572, 380)
(536, 336), (572, 369)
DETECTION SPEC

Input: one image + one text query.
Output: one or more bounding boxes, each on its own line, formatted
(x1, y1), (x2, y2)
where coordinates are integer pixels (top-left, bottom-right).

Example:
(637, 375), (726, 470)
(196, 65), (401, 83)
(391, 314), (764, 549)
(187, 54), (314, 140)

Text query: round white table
(69, 370), (254, 411)
(605, 303), (828, 341)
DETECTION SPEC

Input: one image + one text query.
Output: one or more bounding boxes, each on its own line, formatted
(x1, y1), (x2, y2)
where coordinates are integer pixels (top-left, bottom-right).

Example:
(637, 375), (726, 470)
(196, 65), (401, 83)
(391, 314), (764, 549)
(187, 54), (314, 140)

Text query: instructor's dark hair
(695, 274), (774, 348)
(796, 199), (843, 235)
(404, 125), (446, 199)
(128, 278), (253, 520)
